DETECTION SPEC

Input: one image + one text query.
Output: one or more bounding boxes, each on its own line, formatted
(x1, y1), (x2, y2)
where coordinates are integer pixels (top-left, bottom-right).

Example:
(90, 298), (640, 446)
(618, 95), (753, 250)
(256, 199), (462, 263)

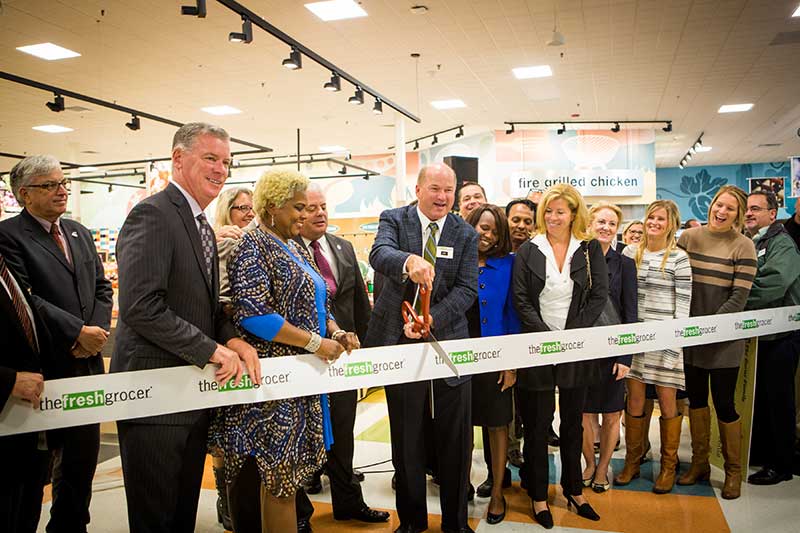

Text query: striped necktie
(0, 254), (37, 351)
(415, 222), (438, 313)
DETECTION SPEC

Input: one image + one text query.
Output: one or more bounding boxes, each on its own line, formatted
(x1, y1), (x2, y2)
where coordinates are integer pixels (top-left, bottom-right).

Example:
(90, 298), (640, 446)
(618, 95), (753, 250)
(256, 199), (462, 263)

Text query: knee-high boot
(678, 407), (711, 485)
(615, 412), (646, 485)
(719, 418), (742, 500)
(653, 415), (682, 494)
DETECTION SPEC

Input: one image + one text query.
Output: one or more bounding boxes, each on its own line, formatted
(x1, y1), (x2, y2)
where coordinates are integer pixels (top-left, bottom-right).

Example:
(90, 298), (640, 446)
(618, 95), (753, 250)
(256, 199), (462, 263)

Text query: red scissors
(402, 285), (459, 377)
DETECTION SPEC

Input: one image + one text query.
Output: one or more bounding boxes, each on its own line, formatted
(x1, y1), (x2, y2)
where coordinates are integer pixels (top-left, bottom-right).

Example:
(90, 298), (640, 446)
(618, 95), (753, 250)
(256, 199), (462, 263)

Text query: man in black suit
(0, 253), (51, 533)
(0, 155), (113, 533)
(293, 185), (389, 531)
(365, 163), (478, 533)
(110, 123), (260, 533)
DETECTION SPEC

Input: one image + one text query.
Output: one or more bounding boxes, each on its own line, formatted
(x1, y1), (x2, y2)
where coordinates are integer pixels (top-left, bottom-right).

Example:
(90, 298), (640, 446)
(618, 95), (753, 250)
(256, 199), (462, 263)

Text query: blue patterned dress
(209, 227), (331, 497)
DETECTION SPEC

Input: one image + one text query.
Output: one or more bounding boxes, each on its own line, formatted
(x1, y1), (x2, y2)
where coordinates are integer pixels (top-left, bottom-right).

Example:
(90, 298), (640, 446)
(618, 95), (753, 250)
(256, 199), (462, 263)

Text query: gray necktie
(196, 213), (214, 280)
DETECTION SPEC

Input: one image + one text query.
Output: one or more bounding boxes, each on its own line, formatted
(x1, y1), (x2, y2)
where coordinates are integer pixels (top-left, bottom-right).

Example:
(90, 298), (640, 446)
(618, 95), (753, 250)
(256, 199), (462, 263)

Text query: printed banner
(1, 306), (798, 437)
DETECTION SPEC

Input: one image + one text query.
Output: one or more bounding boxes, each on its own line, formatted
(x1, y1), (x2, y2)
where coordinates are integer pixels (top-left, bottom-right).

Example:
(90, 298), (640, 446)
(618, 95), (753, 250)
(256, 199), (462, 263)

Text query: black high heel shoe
(486, 496), (506, 525)
(532, 502), (554, 529)
(564, 494), (600, 521)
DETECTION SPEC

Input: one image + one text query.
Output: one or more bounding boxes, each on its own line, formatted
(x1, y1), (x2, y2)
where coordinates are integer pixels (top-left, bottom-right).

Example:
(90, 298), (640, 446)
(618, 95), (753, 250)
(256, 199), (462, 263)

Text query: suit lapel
(166, 185), (213, 297)
(431, 214), (457, 296)
(405, 205), (423, 257)
(21, 210), (74, 273)
(325, 234), (348, 285)
(61, 219), (84, 267)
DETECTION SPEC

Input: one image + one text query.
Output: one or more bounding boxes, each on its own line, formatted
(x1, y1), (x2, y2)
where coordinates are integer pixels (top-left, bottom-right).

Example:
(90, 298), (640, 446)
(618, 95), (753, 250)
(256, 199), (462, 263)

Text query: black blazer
(110, 183), (237, 425)
(606, 247), (638, 367)
(0, 209), (113, 378)
(293, 233), (371, 340)
(512, 238), (608, 391)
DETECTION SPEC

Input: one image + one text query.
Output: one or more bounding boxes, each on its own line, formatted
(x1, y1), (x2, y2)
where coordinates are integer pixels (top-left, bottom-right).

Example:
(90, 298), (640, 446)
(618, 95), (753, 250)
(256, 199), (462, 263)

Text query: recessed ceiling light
(512, 65), (553, 79)
(201, 105), (242, 116)
(793, 5), (800, 17)
(305, 0), (367, 21)
(430, 99), (466, 110)
(718, 103), (753, 113)
(16, 42), (81, 60)
(695, 146), (713, 153)
(319, 145), (347, 152)
(32, 125), (73, 133)
(78, 166), (98, 172)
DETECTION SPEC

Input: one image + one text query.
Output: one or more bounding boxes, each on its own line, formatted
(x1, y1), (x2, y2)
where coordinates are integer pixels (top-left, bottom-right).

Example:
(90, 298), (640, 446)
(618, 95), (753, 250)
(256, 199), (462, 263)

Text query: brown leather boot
(640, 399), (654, 463)
(615, 411), (646, 485)
(719, 418), (742, 500)
(653, 415), (682, 494)
(678, 407), (711, 485)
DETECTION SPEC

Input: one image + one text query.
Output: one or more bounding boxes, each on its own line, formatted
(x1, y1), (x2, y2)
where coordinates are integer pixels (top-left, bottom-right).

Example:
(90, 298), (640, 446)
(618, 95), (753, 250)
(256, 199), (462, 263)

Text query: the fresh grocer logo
(674, 325), (717, 338)
(435, 349), (502, 366)
(198, 372), (291, 393)
(529, 340), (585, 355)
(39, 387), (153, 411)
(734, 318), (773, 330)
(328, 359), (406, 378)
(608, 332), (656, 346)
(789, 312), (800, 322)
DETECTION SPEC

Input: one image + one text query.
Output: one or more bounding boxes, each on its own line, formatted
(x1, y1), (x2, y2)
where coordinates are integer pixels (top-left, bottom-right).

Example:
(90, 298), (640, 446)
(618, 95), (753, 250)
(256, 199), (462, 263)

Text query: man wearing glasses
(0, 154), (113, 533)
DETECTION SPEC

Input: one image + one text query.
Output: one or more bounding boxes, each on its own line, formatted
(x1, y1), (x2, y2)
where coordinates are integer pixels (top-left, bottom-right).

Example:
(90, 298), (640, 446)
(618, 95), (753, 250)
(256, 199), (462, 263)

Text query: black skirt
(584, 359), (625, 413)
(471, 371), (514, 427)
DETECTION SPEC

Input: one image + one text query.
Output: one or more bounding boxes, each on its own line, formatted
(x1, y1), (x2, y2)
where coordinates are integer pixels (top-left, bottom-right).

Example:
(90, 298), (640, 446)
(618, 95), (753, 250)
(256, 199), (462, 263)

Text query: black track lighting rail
(388, 124), (464, 150)
(196, 0), (420, 123)
(0, 71), (273, 152)
(504, 119), (673, 134)
(678, 132), (704, 169)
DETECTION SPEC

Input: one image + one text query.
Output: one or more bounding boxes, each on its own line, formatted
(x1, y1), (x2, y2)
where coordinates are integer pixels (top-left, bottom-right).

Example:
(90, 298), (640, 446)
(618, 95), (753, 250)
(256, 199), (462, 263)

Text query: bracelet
(331, 329), (346, 341)
(304, 332), (322, 353)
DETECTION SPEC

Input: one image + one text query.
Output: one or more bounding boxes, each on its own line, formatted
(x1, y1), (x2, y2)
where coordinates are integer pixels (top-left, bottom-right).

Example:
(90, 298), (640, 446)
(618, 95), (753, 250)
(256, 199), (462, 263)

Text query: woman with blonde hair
(677, 185), (756, 499)
(615, 199), (692, 494)
(513, 184), (608, 527)
(617, 220), (644, 252)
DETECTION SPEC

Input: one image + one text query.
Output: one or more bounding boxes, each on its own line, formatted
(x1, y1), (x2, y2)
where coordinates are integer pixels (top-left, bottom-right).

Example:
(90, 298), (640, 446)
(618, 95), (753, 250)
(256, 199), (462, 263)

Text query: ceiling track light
(348, 87), (364, 105)
(323, 72), (341, 92)
(455, 126), (464, 138)
(282, 47), (302, 70)
(180, 0), (206, 17)
(388, 124), (466, 151)
(505, 123), (516, 135)
(505, 119), (673, 135)
(431, 135), (439, 146)
(229, 17), (253, 43)
(413, 140), (420, 150)
(677, 132), (704, 168)
(339, 165), (347, 175)
(372, 98), (383, 115)
(557, 123), (566, 135)
(611, 122), (621, 133)
(46, 93), (65, 112)
(663, 121), (673, 133)
(125, 115), (141, 131)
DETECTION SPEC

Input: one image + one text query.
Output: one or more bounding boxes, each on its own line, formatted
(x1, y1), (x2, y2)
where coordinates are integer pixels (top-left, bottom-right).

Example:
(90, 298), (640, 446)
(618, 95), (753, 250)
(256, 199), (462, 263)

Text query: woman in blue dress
(210, 169), (359, 533)
(465, 204), (520, 525)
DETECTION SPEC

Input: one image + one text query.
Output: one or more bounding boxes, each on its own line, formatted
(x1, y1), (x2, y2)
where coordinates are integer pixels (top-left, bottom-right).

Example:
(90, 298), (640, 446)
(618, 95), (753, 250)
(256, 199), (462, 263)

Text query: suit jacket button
(481, 300), (487, 306)
(479, 283), (485, 289)
(482, 317), (488, 324)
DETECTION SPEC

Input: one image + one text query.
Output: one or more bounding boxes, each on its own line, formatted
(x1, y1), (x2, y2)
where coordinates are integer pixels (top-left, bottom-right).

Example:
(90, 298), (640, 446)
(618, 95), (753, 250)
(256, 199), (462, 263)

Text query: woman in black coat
(512, 184), (608, 528)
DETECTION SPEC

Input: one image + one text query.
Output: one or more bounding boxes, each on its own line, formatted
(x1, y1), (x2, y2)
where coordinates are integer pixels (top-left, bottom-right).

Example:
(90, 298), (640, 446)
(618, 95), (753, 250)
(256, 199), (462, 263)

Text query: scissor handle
(401, 288), (431, 338)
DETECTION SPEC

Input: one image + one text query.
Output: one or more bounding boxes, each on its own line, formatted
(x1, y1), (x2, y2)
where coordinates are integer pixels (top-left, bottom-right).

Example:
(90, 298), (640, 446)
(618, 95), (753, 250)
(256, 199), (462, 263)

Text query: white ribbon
(1, 306), (798, 437)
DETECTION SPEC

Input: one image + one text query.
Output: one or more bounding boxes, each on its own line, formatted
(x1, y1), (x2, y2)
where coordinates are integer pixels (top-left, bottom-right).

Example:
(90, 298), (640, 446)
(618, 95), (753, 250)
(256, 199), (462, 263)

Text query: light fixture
(181, 0), (207, 17)
(16, 43), (81, 61)
(693, 140), (702, 151)
(46, 93), (65, 112)
(229, 17), (253, 43)
(201, 105), (242, 116)
(685, 152), (692, 161)
(388, 124), (465, 151)
(512, 65), (553, 79)
(305, 0), (368, 21)
(338, 165), (347, 174)
(125, 115), (141, 131)
(348, 87), (364, 105)
(679, 161), (685, 169)
(794, 4), (800, 17)
(557, 123), (566, 135)
(282, 47), (302, 70)
(431, 135), (439, 146)
(430, 99), (466, 110)
(455, 126), (464, 138)
(323, 72), (341, 92)
(79, 167), (98, 172)
(662, 121), (672, 132)
(611, 122), (621, 133)
(413, 140), (420, 150)
(139, 176), (146, 184)
(372, 98), (383, 114)
(505, 123), (515, 135)
(108, 184), (113, 193)
(718, 103), (753, 113)
(32, 124), (73, 133)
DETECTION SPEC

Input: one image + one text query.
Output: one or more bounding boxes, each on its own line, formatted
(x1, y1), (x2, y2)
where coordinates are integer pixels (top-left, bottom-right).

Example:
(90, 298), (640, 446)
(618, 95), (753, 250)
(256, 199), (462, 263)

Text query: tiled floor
(37, 388), (800, 532)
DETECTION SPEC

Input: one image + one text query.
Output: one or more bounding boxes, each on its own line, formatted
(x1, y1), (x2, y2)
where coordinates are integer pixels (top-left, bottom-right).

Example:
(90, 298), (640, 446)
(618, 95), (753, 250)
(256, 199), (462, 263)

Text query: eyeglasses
(627, 229), (644, 235)
(746, 206), (771, 213)
(24, 179), (71, 192)
(230, 204), (253, 213)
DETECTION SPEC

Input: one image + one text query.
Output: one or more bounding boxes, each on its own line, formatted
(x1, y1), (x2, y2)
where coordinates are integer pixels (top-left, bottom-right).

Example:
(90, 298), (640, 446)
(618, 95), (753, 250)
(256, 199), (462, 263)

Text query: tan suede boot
(615, 411), (646, 485)
(719, 418), (742, 500)
(678, 407), (711, 485)
(640, 399), (654, 463)
(653, 415), (683, 494)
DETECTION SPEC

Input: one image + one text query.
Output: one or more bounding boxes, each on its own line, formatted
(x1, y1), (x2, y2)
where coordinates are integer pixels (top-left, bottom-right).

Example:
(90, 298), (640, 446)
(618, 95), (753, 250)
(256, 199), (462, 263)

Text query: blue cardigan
(478, 255), (521, 337)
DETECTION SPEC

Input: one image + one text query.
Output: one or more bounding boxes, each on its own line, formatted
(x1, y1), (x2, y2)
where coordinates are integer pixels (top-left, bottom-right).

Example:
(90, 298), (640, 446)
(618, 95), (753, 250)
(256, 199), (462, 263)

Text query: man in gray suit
(111, 123), (260, 533)
(365, 163), (478, 533)
(293, 185), (389, 530)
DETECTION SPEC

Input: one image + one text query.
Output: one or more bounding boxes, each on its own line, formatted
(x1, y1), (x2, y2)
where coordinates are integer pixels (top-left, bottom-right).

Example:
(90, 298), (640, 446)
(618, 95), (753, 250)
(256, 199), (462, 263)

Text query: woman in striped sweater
(615, 200), (692, 494)
(677, 185), (757, 500)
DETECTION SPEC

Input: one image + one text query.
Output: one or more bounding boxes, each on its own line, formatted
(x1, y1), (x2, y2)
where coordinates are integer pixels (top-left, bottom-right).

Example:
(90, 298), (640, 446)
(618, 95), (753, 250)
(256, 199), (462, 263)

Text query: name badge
(436, 246), (454, 259)
(757, 248), (766, 258)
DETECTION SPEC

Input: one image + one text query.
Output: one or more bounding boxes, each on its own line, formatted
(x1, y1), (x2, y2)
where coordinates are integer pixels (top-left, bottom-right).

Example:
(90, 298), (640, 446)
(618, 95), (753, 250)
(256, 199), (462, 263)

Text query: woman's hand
(336, 332), (360, 354)
(497, 370), (517, 391)
(315, 338), (344, 363)
(216, 224), (244, 242)
(613, 363), (630, 381)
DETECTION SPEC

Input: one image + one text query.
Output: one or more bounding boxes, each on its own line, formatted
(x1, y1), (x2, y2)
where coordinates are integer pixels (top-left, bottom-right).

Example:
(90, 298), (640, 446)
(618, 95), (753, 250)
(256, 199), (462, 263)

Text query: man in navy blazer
(365, 163), (478, 533)
(0, 155), (113, 533)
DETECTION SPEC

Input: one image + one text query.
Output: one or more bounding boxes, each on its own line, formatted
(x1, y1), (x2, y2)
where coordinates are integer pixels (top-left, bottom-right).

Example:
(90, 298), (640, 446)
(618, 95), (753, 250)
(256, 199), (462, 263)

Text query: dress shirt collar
(171, 180), (204, 220)
(416, 206), (447, 235)
(30, 212), (62, 234)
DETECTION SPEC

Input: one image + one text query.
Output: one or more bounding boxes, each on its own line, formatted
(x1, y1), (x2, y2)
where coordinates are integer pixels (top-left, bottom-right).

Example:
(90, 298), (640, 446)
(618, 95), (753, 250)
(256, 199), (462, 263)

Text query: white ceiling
(1, 0), (799, 173)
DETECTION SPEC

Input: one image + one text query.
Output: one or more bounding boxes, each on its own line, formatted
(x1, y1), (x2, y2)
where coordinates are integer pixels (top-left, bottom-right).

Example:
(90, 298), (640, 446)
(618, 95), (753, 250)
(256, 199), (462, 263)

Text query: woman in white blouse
(512, 184), (608, 529)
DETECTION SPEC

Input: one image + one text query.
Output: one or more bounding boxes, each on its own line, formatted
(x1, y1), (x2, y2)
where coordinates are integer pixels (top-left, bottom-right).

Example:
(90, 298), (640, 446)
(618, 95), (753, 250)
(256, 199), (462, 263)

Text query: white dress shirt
(171, 180), (205, 230)
(403, 207), (448, 276)
(533, 233), (581, 331)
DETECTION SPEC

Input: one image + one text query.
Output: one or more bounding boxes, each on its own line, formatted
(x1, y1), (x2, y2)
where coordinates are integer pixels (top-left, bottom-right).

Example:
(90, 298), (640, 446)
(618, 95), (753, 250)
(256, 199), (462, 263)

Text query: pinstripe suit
(365, 205), (478, 531)
(111, 183), (237, 533)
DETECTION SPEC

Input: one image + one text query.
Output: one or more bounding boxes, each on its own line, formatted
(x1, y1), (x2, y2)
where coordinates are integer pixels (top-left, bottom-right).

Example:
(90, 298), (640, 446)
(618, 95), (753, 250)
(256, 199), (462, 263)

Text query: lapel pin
(71, 231), (78, 238)
(336, 244), (341, 250)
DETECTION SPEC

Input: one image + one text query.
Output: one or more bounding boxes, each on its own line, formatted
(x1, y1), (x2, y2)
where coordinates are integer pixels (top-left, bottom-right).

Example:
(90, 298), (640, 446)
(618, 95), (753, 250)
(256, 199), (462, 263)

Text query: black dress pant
(684, 364), (740, 422)
(227, 456), (263, 533)
(385, 378), (472, 531)
(296, 389), (365, 520)
(117, 416), (209, 533)
(0, 434), (49, 533)
(517, 386), (587, 501)
(45, 423), (100, 533)
(751, 334), (800, 473)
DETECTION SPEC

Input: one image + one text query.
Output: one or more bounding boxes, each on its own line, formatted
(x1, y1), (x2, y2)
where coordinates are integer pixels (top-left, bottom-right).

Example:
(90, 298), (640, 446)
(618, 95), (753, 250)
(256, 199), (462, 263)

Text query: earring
(270, 213), (275, 227)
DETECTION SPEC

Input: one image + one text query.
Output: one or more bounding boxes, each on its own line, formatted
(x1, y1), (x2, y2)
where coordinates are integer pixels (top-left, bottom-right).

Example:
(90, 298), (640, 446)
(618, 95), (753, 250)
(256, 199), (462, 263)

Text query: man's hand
(12, 372), (44, 407)
(70, 344), (94, 358)
(216, 225), (244, 242)
(315, 338), (344, 363)
(405, 255), (435, 289)
(209, 344), (243, 387)
(226, 337), (262, 385)
(76, 325), (110, 355)
(335, 332), (360, 354)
